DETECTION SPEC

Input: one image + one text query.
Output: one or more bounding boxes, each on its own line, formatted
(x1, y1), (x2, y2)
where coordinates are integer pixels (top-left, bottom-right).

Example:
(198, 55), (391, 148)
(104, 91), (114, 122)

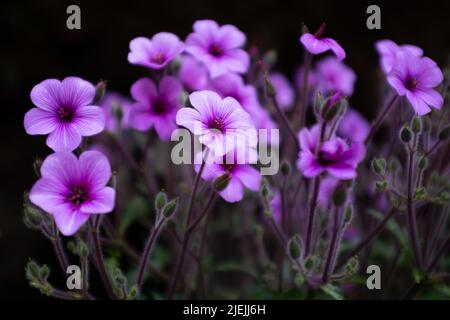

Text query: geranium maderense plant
(22, 20), (450, 300)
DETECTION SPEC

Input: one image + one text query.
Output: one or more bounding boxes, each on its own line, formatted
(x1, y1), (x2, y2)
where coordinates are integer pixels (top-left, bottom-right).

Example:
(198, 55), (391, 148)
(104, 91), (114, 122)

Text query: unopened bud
(94, 80), (107, 103)
(417, 155), (427, 170)
(400, 126), (412, 143)
(280, 160), (291, 176)
(264, 73), (276, 98)
(344, 204), (353, 224)
(422, 116), (431, 133)
(414, 187), (427, 201)
(155, 191), (167, 211)
(39, 265), (50, 281)
(162, 198), (178, 218)
(288, 235), (301, 260)
(371, 157), (386, 176)
(411, 116), (422, 134)
(127, 285), (139, 300)
(375, 180), (388, 192)
(78, 240), (89, 258)
(33, 158), (42, 178)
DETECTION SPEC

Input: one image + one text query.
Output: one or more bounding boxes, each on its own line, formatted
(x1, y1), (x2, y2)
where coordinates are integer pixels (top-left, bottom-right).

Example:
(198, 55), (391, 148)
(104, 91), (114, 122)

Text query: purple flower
(209, 72), (278, 136)
(315, 57), (356, 96)
(375, 39), (423, 74)
(300, 28), (346, 60)
(186, 20), (249, 78)
(100, 92), (132, 133)
(387, 52), (444, 115)
(29, 151), (115, 236)
(129, 76), (181, 140)
(196, 148), (261, 202)
(269, 72), (294, 109)
(338, 108), (370, 142)
(24, 77), (105, 152)
(271, 192), (282, 224)
(128, 32), (184, 70)
(176, 90), (257, 156)
(317, 177), (339, 209)
(297, 125), (365, 179)
(180, 55), (209, 92)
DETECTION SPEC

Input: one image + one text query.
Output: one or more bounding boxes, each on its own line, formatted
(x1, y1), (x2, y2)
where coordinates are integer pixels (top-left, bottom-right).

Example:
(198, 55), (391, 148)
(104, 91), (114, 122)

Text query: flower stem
(168, 186), (216, 299)
(322, 206), (343, 283)
(364, 94), (399, 145)
(136, 215), (166, 290)
(304, 175), (321, 257)
(296, 52), (312, 129)
(406, 136), (423, 270)
(269, 95), (299, 150)
(51, 221), (69, 274)
(90, 216), (117, 299)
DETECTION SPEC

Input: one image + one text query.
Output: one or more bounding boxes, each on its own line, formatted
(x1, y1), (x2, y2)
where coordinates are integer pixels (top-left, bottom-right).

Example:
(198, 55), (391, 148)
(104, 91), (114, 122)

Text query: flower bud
(78, 240), (89, 258)
(39, 265), (50, 281)
(411, 116), (422, 134)
(264, 73), (276, 98)
(33, 158), (42, 178)
(417, 155), (427, 170)
(260, 180), (271, 199)
(127, 285), (139, 300)
(437, 191), (450, 205)
(263, 208), (273, 219)
(25, 260), (41, 281)
(422, 116), (431, 133)
(313, 91), (325, 116)
(111, 101), (123, 121)
(344, 256), (359, 276)
(162, 198), (178, 218)
(294, 273), (304, 287)
(438, 125), (450, 141)
(332, 186), (347, 206)
(214, 172), (231, 192)
(344, 204), (353, 225)
(23, 206), (43, 229)
(371, 157), (386, 176)
(280, 160), (291, 177)
(375, 180), (388, 192)
(414, 186), (427, 201)
(113, 268), (127, 286)
(94, 80), (107, 103)
(390, 158), (399, 172)
(155, 191), (167, 211)
(288, 235), (301, 260)
(400, 126), (412, 143)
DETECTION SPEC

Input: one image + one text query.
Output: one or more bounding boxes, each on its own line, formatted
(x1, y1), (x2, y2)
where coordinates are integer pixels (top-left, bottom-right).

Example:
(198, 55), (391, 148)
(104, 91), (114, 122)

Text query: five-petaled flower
(297, 125), (365, 179)
(387, 52), (444, 116)
(24, 77), (105, 152)
(29, 151), (115, 236)
(186, 20), (249, 78)
(196, 148), (261, 202)
(300, 24), (346, 60)
(315, 57), (356, 96)
(128, 32), (185, 70)
(129, 76), (182, 140)
(176, 90), (257, 156)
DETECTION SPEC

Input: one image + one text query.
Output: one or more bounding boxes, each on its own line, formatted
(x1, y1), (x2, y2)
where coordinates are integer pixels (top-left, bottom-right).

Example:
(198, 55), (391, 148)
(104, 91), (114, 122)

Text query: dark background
(1, 0), (450, 299)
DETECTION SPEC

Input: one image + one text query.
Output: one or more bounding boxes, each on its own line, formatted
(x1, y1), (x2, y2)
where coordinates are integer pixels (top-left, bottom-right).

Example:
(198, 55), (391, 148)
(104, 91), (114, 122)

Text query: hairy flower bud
(155, 191), (167, 211)
(214, 172), (231, 192)
(375, 180), (388, 192)
(371, 157), (387, 177)
(33, 158), (42, 178)
(288, 235), (301, 260)
(422, 116), (431, 133)
(127, 285), (139, 300)
(417, 155), (427, 170)
(264, 73), (277, 98)
(162, 198), (178, 218)
(411, 116), (422, 134)
(280, 160), (291, 177)
(78, 240), (89, 258)
(400, 126), (413, 143)
(414, 186), (427, 201)
(94, 80), (107, 103)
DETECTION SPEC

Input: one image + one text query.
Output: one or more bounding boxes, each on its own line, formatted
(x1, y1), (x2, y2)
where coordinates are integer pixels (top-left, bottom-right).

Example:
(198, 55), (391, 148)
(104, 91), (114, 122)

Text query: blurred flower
(338, 108), (370, 142)
(29, 151), (115, 236)
(176, 90), (257, 156)
(270, 192), (282, 224)
(186, 20), (249, 78)
(315, 57), (356, 96)
(375, 39), (423, 74)
(297, 125), (365, 179)
(24, 77), (105, 152)
(179, 55), (209, 92)
(196, 148), (261, 202)
(129, 76), (181, 140)
(300, 29), (346, 60)
(128, 32), (184, 70)
(269, 72), (294, 109)
(387, 52), (443, 115)
(100, 92), (132, 133)
(318, 176), (339, 209)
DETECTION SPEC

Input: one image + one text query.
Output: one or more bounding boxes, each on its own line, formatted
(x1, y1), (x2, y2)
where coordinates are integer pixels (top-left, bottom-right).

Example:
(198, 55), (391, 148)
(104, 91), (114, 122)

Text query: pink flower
(176, 90), (257, 156)
(375, 39), (423, 74)
(128, 32), (184, 70)
(24, 77), (105, 152)
(186, 20), (249, 78)
(315, 57), (356, 96)
(129, 76), (181, 140)
(300, 27), (346, 60)
(180, 55), (209, 92)
(269, 72), (294, 109)
(196, 148), (261, 202)
(297, 125), (365, 179)
(338, 108), (370, 142)
(387, 52), (443, 115)
(29, 151), (115, 236)
(100, 92), (132, 133)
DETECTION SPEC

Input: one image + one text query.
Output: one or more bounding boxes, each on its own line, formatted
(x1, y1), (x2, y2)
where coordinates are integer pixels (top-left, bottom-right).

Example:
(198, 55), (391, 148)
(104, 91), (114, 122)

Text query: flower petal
(234, 165), (261, 191)
(53, 209), (90, 236)
(46, 124), (82, 152)
(406, 91), (432, 116)
(24, 108), (58, 135)
(60, 77), (95, 108)
(297, 151), (324, 178)
(30, 79), (62, 111)
(80, 187), (115, 214)
(79, 150), (112, 190)
(326, 162), (357, 179)
(73, 106), (105, 136)
(131, 78), (157, 103)
(29, 177), (69, 214)
(40, 152), (79, 183)
(219, 177), (244, 202)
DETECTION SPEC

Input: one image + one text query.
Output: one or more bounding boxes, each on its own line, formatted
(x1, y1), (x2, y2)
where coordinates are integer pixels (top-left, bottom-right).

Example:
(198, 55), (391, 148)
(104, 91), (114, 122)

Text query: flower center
(153, 99), (166, 114)
(209, 117), (225, 132)
(151, 53), (165, 65)
(58, 107), (74, 122)
(209, 44), (223, 57)
(405, 76), (418, 90)
(317, 151), (335, 167)
(67, 186), (89, 206)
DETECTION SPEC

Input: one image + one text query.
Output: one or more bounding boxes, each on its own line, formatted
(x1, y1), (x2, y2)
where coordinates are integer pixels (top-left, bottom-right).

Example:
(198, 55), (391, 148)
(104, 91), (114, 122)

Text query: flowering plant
(23, 20), (449, 300)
